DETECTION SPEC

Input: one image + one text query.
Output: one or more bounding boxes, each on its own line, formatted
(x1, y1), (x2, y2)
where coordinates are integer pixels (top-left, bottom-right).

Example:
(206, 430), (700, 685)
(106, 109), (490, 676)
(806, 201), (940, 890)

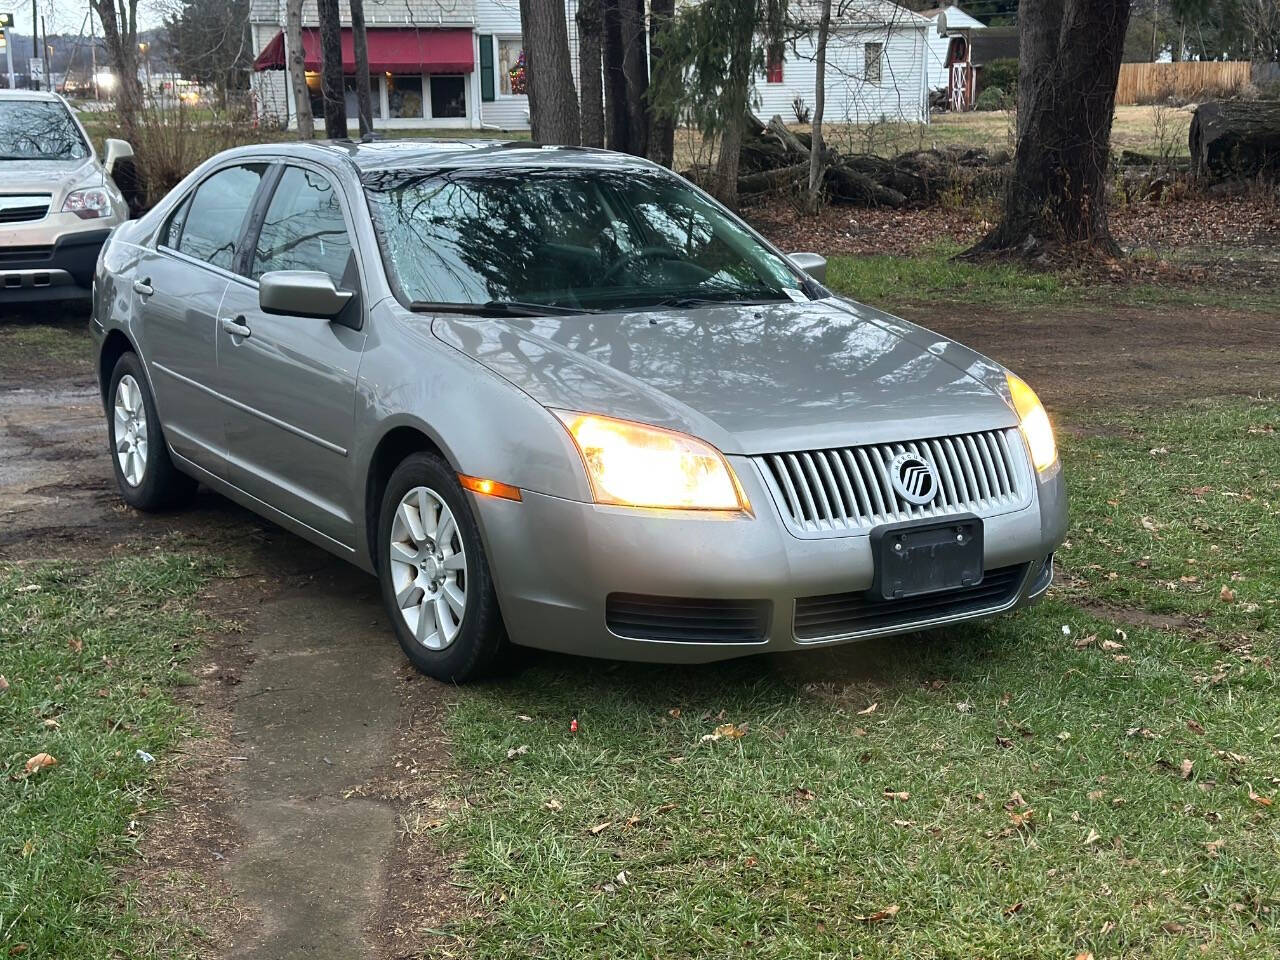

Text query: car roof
(220, 138), (662, 177)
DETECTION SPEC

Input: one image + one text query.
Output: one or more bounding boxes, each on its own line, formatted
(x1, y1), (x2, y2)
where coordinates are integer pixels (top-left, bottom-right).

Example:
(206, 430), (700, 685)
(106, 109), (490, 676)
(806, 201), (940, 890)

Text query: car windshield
(362, 166), (810, 312)
(0, 100), (89, 161)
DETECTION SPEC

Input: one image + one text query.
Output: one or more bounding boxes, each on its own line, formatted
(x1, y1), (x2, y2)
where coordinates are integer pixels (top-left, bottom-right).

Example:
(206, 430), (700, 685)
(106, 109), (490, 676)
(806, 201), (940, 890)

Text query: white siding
(754, 25), (929, 125)
(473, 0), (528, 130)
(249, 0), (475, 29)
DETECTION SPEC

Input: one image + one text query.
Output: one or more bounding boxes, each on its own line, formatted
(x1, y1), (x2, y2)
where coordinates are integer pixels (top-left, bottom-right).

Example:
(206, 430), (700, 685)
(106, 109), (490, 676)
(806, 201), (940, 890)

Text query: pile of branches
(712, 113), (1011, 208)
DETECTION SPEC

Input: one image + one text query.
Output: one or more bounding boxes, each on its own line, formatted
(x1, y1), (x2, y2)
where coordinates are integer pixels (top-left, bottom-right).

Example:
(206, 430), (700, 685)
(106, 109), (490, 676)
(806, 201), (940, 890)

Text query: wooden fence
(1114, 62), (1254, 105)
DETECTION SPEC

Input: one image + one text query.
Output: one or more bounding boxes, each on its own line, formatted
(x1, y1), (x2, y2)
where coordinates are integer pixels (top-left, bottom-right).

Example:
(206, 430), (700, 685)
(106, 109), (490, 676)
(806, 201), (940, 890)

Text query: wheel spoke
(442, 581), (465, 617)
(415, 596), (435, 643)
(389, 540), (417, 565)
(397, 502), (425, 545)
(435, 594), (458, 642)
(395, 578), (420, 609)
(442, 551), (466, 572)
(436, 511), (457, 552)
(417, 488), (439, 539)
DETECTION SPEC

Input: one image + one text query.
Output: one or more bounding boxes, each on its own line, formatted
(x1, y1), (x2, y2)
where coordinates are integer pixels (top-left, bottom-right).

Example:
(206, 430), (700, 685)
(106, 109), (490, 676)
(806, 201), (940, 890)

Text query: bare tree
(577, 0), (605, 147)
(520, 0), (581, 143)
(620, 0), (649, 157)
(647, 0), (676, 166)
(285, 0), (314, 138)
(349, 0), (374, 136)
(807, 0), (832, 212)
(316, 0), (347, 138)
(1018, 0), (1064, 139)
(602, 0), (629, 150)
(89, 0), (144, 142)
(968, 0), (1132, 258)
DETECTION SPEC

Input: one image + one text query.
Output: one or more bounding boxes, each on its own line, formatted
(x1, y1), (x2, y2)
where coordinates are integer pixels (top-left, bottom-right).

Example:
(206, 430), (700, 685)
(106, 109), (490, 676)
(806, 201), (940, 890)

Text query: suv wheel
(377, 452), (509, 682)
(107, 352), (197, 511)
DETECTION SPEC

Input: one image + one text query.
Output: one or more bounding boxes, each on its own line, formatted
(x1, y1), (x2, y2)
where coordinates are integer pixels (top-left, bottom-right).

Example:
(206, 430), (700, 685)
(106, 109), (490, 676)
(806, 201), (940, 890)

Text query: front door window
(429, 76), (466, 119)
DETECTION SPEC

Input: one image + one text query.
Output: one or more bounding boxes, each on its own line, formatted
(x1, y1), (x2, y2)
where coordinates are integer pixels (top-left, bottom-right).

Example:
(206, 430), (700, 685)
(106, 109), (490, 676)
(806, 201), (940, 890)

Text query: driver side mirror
(103, 138), (134, 177)
(259, 270), (354, 319)
(789, 252), (827, 284)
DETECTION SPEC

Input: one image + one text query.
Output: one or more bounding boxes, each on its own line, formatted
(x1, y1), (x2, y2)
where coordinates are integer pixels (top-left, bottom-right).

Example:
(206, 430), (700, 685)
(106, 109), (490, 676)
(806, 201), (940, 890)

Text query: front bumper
(475, 455), (1068, 663)
(0, 226), (114, 303)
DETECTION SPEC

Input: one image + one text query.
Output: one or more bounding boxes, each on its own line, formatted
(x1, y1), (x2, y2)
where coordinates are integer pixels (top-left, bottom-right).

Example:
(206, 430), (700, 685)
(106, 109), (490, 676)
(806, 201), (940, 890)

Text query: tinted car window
(252, 166), (354, 286)
(160, 194), (192, 249)
(176, 164), (267, 271)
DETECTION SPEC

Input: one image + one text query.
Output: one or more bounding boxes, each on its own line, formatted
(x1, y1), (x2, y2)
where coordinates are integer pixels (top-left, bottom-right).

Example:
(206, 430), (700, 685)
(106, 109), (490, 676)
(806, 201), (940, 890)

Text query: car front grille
(793, 563), (1028, 641)
(606, 593), (771, 643)
(754, 428), (1030, 536)
(0, 197), (50, 223)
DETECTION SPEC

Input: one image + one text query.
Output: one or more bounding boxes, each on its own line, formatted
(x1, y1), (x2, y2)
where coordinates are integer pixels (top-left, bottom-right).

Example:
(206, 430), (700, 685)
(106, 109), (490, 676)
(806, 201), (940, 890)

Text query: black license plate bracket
(870, 515), (984, 601)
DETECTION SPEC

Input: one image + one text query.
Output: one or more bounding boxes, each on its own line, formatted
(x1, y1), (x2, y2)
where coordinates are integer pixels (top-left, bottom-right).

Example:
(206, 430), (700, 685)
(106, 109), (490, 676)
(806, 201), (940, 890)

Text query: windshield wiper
(408, 300), (597, 317)
(652, 293), (796, 309)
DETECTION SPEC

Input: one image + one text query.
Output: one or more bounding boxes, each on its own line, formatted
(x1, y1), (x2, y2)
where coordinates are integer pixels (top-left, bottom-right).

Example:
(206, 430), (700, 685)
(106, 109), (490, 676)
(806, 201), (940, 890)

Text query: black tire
(377, 452), (510, 682)
(107, 351), (197, 511)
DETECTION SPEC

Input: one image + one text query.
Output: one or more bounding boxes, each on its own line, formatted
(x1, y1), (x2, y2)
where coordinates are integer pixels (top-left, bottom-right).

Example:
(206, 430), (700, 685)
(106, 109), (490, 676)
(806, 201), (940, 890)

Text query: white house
(920, 5), (986, 92)
(249, 0), (933, 131)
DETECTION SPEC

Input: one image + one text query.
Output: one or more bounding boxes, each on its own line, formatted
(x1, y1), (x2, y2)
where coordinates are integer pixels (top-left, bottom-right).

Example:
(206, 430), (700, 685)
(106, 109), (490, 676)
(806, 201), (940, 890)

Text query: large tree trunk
(284, 0), (313, 138)
(316, 0), (347, 138)
(601, 0), (630, 151)
(1017, 0), (1064, 140)
(807, 0), (832, 212)
(620, 0), (649, 157)
(968, 0), (1131, 257)
(646, 0), (675, 166)
(90, 0), (144, 143)
(1190, 100), (1280, 180)
(349, 0), (374, 136)
(522, 0), (581, 143)
(577, 0), (605, 147)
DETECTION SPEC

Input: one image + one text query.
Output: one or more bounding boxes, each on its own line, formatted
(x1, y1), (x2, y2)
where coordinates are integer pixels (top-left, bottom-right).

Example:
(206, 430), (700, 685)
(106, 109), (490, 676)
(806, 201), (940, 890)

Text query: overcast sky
(11, 0), (167, 39)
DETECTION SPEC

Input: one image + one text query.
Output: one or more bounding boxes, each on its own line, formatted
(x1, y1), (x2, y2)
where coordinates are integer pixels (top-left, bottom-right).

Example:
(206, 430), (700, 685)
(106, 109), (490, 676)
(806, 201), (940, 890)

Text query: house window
(766, 44), (784, 84)
(430, 75), (467, 119)
(388, 75), (424, 119)
(864, 42), (883, 84)
(343, 76), (383, 119)
(498, 37), (524, 95)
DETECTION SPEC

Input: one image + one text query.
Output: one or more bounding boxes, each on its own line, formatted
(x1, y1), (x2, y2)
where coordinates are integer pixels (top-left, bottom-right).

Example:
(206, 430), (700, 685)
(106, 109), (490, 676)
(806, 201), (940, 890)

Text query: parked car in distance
(92, 140), (1067, 682)
(0, 90), (133, 303)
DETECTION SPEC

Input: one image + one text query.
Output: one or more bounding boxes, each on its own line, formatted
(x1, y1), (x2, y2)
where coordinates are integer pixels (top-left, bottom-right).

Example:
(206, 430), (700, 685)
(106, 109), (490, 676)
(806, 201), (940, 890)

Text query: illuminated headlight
(554, 411), (750, 512)
(63, 187), (113, 220)
(1006, 373), (1058, 473)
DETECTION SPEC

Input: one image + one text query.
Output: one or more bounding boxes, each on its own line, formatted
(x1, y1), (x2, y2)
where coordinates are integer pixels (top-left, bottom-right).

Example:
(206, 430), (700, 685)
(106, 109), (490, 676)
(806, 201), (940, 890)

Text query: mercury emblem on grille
(889, 451), (939, 506)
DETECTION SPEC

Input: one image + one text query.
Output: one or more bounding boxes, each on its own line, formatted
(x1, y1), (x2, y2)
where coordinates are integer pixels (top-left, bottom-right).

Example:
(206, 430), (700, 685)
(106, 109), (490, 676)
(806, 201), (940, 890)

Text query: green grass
(0, 322), (94, 369)
(0, 551), (223, 958)
(427, 400), (1280, 958)
(825, 247), (1280, 313)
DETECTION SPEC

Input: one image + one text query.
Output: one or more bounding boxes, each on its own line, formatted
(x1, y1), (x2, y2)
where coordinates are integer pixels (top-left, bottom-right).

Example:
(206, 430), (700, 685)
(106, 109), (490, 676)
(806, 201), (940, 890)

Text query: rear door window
(175, 164), (268, 271)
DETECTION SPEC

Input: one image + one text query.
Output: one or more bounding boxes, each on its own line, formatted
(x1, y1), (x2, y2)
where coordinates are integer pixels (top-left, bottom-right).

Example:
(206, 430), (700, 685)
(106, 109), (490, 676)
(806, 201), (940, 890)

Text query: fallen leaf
(1161, 921), (1185, 934)
(955, 701), (974, 713)
(1247, 784), (1272, 807)
(505, 744), (529, 760)
(42, 718), (59, 729)
(615, 870), (629, 886)
(24, 753), (57, 774)
(1075, 953), (1095, 960)
(544, 798), (563, 812)
(1140, 516), (1161, 532)
(0, 675), (9, 695)
(516, 714), (533, 722)
(1073, 633), (1098, 649)
(1100, 639), (1124, 652)
(1084, 828), (1101, 846)
(1179, 758), (1194, 780)
(857, 703), (878, 715)
(1088, 789), (1105, 801)
(714, 722), (747, 739)
(793, 786), (815, 803)
(588, 821), (612, 835)
(16, 583), (40, 593)
(1003, 901), (1024, 916)
(1219, 585), (1236, 603)
(1008, 807), (1035, 828)
(883, 789), (910, 801)
(855, 904), (900, 923)
(667, 707), (681, 718)
(1205, 837), (1226, 857)
(68, 638), (83, 653)
(1005, 791), (1027, 809)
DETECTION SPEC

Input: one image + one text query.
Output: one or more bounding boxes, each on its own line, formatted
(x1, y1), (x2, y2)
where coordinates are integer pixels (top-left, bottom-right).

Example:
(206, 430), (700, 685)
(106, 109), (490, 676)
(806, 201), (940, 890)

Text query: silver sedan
(92, 140), (1066, 682)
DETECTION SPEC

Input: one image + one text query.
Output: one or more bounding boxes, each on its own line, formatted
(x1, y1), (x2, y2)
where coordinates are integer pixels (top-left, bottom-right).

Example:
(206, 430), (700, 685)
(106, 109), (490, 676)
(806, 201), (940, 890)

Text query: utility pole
(0, 13), (14, 90)
(30, 2), (36, 88)
(40, 15), (50, 92)
(90, 8), (99, 99)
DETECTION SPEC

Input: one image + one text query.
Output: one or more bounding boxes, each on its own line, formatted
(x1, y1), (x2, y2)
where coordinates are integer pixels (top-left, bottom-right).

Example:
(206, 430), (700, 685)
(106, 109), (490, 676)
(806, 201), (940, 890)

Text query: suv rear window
(0, 99), (88, 161)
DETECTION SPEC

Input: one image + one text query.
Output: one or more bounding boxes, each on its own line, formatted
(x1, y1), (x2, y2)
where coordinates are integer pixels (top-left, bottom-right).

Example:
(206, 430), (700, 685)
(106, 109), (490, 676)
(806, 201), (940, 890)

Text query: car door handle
(133, 278), (153, 296)
(220, 316), (252, 338)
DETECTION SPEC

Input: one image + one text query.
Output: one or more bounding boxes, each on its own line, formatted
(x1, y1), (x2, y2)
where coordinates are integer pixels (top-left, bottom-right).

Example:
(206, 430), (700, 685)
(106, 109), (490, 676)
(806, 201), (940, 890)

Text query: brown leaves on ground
(1246, 784), (1273, 807)
(883, 789), (910, 802)
(855, 904), (900, 924)
(23, 753), (57, 775)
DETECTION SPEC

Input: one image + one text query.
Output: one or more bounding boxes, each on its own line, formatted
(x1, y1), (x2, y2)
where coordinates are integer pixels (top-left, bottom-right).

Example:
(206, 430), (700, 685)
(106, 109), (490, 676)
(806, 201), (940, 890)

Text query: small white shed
(920, 5), (986, 91)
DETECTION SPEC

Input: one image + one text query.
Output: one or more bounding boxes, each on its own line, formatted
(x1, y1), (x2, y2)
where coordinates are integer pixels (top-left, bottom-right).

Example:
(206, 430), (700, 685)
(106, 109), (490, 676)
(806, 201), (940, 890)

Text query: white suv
(0, 90), (132, 303)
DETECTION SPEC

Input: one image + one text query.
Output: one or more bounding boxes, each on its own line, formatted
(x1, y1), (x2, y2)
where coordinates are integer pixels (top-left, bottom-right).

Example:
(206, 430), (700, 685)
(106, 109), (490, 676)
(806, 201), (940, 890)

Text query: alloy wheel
(113, 374), (149, 487)
(388, 485), (468, 650)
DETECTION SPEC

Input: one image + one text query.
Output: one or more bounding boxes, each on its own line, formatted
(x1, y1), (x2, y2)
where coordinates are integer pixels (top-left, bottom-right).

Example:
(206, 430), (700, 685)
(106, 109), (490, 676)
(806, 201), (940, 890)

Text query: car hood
(0, 158), (101, 200)
(431, 297), (1017, 455)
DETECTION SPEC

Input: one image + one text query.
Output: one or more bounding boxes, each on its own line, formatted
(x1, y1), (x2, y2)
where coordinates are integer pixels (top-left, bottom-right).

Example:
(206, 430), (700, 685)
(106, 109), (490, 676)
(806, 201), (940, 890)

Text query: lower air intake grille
(793, 564), (1027, 641)
(606, 594), (771, 643)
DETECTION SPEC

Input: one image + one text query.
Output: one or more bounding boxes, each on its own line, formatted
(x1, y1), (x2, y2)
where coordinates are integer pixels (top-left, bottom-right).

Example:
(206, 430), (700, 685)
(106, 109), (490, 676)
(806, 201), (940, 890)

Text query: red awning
(253, 28), (474, 74)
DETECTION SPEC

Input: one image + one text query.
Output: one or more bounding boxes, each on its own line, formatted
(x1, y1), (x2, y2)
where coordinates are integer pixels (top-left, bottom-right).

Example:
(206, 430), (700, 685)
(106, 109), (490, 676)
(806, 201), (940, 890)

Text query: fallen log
(823, 164), (908, 208)
(738, 162), (810, 197)
(1189, 100), (1280, 181)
